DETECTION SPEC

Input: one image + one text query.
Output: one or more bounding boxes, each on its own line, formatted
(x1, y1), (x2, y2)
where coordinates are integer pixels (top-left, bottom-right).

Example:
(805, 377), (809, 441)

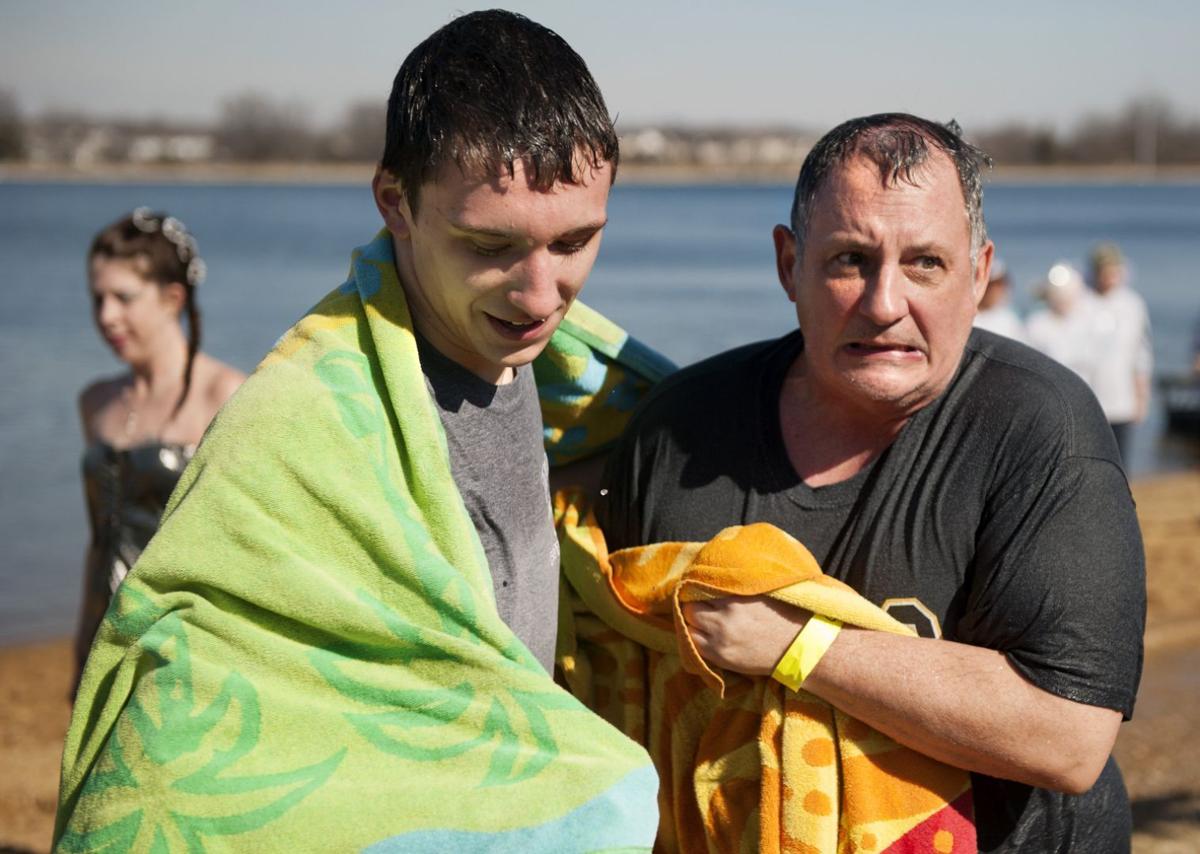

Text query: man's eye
(833, 251), (864, 268)
(471, 241), (509, 257)
(550, 239), (589, 256)
(916, 256), (943, 270)
(551, 231), (598, 256)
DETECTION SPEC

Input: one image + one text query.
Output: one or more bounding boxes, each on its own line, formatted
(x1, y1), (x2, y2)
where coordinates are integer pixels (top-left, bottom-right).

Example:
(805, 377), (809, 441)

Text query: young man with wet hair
(599, 113), (1144, 851)
(58, 11), (659, 851)
(369, 7), (619, 674)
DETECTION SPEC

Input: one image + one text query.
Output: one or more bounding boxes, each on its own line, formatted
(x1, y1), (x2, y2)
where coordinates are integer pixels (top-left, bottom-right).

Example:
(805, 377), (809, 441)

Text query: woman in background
(74, 208), (244, 692)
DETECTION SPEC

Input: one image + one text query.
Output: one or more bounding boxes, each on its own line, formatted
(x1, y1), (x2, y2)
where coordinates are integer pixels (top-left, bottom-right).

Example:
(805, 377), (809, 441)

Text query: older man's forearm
(804, 628), (1122, 795)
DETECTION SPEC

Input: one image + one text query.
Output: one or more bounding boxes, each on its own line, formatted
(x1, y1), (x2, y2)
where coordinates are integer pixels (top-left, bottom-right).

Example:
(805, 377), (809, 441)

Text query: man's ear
(372, 165), (412, 240)
(773, 224), (799, 303)
(973, 240), (995, 307)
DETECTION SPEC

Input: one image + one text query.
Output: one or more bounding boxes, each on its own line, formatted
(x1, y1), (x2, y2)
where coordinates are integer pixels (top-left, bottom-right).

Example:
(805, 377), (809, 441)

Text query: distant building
(127, 133), (215, 163)
(620, 125), (814, 171)
(22, 118), (216, 168)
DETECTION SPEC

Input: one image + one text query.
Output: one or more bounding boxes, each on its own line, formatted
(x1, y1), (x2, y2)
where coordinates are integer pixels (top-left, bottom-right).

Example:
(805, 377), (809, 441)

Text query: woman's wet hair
(88, 208), (205, 415)
(380, 9), (619, 213)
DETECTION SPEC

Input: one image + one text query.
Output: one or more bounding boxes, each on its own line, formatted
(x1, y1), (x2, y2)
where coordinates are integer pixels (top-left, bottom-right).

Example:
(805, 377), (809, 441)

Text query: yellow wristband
(771, 614), (843, 692)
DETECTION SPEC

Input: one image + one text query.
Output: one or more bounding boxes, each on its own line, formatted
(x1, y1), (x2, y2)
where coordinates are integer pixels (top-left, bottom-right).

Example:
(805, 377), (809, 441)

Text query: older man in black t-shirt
(598, 114), (1145, 852)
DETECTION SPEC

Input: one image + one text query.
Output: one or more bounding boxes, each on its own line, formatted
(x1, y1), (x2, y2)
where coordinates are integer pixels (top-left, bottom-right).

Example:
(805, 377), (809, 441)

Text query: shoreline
(4, 160), (1200, 187)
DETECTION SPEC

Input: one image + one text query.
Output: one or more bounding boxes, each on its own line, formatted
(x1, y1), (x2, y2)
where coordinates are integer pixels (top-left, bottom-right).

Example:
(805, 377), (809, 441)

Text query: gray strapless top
(81, 441), (194, 594)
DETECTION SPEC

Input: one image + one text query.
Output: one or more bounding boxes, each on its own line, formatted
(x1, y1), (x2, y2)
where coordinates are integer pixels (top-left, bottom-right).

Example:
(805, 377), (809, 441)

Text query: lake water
(2, 179), (1198, 644)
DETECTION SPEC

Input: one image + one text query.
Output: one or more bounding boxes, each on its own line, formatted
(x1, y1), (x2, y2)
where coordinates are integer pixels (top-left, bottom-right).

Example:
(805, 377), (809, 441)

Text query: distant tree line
(970, 97), (1200, 166)
(1, 88), (1197, 168)
(211, 94), (386, 162)
(0, 90), (25, 159)
(0, 90), (388, 166)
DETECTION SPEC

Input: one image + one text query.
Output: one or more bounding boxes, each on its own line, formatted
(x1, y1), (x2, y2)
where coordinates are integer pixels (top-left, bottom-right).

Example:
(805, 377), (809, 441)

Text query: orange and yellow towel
(556, 491), (976, 853)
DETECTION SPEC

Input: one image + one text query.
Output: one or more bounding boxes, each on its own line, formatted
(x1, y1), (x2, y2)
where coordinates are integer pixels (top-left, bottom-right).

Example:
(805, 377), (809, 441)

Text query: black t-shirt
(598, 328), (1145, 853)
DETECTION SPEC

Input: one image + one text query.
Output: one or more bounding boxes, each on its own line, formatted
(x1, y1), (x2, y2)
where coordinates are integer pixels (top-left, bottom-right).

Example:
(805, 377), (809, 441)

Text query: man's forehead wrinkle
(811, 199), (963, 254)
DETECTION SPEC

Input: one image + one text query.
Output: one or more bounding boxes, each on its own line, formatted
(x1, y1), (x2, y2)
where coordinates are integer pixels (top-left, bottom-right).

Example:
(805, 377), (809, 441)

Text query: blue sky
(4, 1), (1197, 133)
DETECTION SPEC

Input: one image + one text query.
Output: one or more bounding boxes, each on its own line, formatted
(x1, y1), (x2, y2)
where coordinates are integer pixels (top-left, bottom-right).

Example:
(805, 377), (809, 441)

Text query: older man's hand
(681, 595), (812, 676)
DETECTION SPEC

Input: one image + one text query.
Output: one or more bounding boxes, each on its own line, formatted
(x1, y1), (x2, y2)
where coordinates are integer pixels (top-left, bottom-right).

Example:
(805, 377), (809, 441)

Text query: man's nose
(859, 264), (907, 326)
(507, 250), (563, 319)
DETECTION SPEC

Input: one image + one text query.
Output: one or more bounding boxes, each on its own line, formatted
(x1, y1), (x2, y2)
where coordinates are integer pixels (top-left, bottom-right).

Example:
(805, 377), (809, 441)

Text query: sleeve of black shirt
(957, 456), (1146, 718)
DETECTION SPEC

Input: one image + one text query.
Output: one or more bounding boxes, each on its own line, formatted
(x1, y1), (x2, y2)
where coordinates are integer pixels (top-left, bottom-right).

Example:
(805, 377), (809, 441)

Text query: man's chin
(496, 317), (566, 366)
(495, 337), (555, 370)
(840, 368), (934, 409)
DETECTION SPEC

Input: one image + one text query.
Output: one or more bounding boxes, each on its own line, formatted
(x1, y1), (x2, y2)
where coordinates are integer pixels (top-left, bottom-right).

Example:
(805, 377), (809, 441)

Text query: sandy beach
(3, 471), (1198, 853)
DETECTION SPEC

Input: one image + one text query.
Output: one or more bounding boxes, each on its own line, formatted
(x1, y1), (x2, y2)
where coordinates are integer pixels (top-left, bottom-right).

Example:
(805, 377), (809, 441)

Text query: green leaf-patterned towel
(56, 230), (664, 853)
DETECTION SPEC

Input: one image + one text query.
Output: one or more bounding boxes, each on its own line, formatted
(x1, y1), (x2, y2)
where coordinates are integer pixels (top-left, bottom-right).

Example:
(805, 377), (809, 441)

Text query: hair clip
(129, 207), (203, 284)
(161, 217), (193, 260)
(186, 257), (207, 287)
(131, 207), (159, 234)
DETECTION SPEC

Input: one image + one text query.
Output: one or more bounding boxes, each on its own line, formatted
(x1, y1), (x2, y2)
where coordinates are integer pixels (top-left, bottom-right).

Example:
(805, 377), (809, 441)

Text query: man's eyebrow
(448, 222), (510, 239)
(906, 242), (951, 256)
(556, 219), (608, 238)
(449, 219), (609, 240)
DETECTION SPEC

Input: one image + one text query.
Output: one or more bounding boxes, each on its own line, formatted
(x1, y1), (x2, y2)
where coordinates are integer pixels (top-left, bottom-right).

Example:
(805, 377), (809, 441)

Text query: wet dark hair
(88, 209), (204, 416)
(789, 113), (992, 266)
(380, 9), (619, 213)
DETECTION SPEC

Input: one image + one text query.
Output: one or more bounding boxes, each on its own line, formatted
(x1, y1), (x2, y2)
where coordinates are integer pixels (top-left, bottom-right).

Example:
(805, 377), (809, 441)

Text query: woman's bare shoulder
(78, 374), (127, 418)
(78, 374), (128, 441)
(194, 353), (246, 408)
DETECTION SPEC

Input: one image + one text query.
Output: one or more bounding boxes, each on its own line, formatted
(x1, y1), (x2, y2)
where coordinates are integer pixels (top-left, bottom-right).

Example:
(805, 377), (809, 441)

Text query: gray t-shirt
(416, 333), (560, 672)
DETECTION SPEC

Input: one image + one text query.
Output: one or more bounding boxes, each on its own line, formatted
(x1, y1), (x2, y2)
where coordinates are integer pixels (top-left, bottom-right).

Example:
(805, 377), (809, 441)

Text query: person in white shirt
(973, 258), (1027, 343)
(1086, 243), (1153, 464)
(1026, 262), (1095, 384)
